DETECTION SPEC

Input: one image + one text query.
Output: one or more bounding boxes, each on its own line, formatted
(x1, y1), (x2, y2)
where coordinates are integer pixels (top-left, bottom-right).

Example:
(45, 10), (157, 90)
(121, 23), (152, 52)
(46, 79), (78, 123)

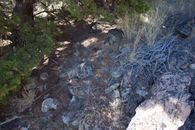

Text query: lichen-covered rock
(127, 72), (193, 130)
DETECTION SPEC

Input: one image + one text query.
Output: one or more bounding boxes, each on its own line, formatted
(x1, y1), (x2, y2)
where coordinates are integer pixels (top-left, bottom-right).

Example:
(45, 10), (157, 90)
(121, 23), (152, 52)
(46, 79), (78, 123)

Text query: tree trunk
(11, 0), (36, 47)
(13, 0), (35, 24)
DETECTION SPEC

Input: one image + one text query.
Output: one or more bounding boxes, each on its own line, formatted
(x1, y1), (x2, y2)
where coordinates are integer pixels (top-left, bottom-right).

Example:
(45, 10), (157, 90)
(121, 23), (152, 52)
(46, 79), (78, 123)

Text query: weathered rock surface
(127, 72), (193, 130)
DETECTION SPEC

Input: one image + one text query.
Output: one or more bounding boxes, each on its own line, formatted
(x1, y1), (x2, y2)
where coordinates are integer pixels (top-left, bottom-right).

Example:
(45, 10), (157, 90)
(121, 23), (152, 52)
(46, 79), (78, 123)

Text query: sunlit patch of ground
(81, 37), (98, 47)
(0, 40), (12, 47)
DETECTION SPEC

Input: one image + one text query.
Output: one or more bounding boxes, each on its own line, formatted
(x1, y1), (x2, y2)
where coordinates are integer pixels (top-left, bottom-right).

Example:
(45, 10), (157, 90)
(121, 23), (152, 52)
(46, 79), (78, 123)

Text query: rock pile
(127, 72), (193, 130)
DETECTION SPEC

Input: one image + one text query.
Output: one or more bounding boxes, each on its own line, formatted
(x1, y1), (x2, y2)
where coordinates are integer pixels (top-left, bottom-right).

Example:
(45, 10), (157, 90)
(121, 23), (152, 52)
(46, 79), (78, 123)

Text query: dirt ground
(0, 19), (120, 130)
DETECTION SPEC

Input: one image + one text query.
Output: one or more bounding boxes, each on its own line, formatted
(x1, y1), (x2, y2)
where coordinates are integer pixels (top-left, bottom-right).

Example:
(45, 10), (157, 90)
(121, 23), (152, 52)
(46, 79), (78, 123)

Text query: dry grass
(129, 27), (143, 61)
(13, 90), (35, 113)
(10, 79), (36, 113)
(117, 0), (195, 60)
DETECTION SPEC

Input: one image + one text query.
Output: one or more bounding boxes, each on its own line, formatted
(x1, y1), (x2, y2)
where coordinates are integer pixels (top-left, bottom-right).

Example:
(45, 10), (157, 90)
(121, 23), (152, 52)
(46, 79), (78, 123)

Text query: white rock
(41, 98), (58, 113)
(105, 83), (120, 94)
(70, 96), (76, 103)
(127, 72), (192, 130)
(127, 99), (191, 130)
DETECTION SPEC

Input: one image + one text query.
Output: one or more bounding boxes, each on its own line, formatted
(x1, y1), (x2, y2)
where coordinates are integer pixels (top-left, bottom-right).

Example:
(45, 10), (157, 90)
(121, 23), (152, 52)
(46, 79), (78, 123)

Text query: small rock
(94, 127), (102, 130)
(111, 67), (124, 78)
(68, 61), (93, 79)
(71, 119), (79, 127)
(41, 98), (58, 113)
(62, 115), (71, 125)
(113, 90), (120, 98)
(119, 47), (131, 54)
(107, 28), (124, 45)
(135, 89), (148, 97)
(91, 22), (102, 33)
(105, 83), (120, 94)
(190, 63), (195, 70)
(70, 96), (76, 103)
(105, 28), (124, 51)
(40, 72), (49, 81)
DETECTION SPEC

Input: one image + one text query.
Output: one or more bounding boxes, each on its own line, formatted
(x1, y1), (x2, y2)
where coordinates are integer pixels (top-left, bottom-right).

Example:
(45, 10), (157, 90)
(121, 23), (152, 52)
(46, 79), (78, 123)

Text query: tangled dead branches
(123, 36), (195, 90)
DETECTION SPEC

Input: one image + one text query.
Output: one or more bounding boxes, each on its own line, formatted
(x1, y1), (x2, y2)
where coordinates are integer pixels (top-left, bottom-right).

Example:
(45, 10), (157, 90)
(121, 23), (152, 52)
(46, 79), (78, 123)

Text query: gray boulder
(127, 72), (193, 130)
